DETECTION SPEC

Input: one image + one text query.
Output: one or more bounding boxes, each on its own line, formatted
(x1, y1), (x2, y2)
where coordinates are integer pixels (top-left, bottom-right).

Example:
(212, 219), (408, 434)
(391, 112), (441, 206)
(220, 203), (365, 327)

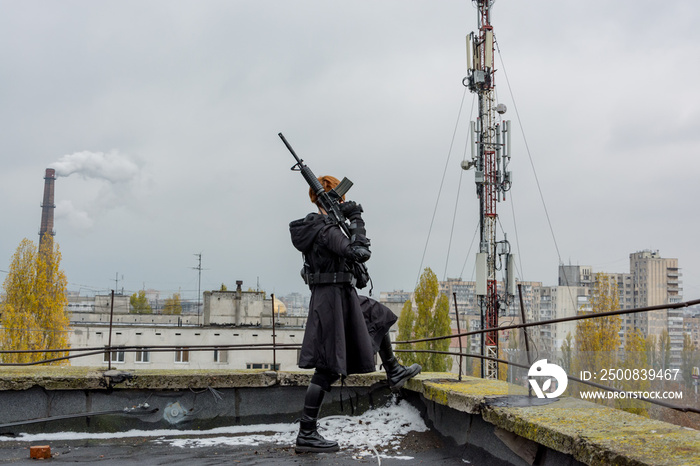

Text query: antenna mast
(463, 0), (515, 380)
(193, 253), (203, 326)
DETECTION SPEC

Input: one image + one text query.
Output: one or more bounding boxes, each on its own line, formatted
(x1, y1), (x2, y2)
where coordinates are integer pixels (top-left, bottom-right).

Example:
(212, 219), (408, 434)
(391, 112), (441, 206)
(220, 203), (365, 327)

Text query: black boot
(379, 333), (422, 391)
(295, 383), (339, 453)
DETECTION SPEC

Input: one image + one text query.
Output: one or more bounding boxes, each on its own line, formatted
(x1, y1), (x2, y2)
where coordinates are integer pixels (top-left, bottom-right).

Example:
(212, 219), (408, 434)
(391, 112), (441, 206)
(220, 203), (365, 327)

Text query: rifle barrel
(278, 133), (302, 163)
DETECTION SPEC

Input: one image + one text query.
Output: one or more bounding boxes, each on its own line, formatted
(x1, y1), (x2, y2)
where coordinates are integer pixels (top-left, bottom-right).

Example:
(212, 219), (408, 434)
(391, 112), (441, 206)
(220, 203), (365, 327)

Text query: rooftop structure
(1, 369), (698, 465)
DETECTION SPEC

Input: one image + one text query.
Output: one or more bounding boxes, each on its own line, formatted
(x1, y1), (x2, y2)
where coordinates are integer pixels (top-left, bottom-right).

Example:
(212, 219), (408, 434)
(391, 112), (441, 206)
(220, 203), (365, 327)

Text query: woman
(289, 175), (421, 453)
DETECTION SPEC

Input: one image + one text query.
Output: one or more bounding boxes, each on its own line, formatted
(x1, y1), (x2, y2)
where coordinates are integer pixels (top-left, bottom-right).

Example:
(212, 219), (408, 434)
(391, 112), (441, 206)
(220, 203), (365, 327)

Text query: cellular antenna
(463, 0), (515, 380)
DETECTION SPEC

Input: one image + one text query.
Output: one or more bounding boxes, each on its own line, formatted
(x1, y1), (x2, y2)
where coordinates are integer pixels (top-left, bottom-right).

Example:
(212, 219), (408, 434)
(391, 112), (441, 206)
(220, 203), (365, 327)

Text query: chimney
(235, 280), (243, 325)
(39, 168), (56, 247)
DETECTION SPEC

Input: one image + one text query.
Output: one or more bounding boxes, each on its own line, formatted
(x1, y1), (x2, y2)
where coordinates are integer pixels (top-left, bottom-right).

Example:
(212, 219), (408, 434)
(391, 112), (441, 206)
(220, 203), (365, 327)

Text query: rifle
(279, 132), (371, 291)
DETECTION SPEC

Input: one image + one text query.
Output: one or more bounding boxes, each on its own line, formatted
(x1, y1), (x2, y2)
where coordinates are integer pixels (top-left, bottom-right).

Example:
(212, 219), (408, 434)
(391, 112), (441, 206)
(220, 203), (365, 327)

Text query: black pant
(310, 368), (340, 392)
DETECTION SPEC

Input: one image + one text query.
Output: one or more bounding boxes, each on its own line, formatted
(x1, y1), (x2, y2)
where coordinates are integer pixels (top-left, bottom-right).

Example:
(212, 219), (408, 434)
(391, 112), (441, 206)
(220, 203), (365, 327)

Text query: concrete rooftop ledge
(0, 366), (385, 391)
(1, 368), (699, 465)
(405, 373), (700, 466)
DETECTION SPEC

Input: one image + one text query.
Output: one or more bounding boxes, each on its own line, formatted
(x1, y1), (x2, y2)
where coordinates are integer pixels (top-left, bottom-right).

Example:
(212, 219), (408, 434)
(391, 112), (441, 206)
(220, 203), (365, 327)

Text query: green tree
(397, 268), (452, 372)
(617, 328), (649, 416)
(680, 333), (698, 392)
(428, 286), (452, 372)
(659, 329), (671, 371)
(645, 334), (658, 368)
(396, 299), (416, 365)
(0, 234), (70, 364)
(130, 290), (152, 314)
(220, 283), (228, 291)
(559, 332), (574, 375)
(163, 293), (183, 315)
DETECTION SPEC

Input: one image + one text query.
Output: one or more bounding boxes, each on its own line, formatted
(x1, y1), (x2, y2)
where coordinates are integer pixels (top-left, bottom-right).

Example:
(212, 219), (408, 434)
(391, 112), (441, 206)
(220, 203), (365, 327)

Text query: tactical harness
(296, 216), (370, 290)
(301, 242), (357, 286)
(301, 233), (357, 286)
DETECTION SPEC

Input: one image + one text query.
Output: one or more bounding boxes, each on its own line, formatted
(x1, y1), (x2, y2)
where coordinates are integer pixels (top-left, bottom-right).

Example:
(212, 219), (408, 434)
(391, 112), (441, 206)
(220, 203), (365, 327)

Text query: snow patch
(3, 398), (427, 459)
(165, 398), (427, 455)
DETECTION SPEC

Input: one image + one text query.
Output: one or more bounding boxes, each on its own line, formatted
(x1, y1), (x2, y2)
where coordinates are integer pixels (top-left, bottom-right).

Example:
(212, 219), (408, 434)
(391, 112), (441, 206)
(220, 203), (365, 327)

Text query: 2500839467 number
(599, 368), (679, 381)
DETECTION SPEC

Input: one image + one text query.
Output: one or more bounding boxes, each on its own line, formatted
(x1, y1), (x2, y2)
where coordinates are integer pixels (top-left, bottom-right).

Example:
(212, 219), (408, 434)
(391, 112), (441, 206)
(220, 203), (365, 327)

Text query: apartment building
(539, 284), (588, 354)
(630, 250), (683, 366)
(556, 252), (683, 366)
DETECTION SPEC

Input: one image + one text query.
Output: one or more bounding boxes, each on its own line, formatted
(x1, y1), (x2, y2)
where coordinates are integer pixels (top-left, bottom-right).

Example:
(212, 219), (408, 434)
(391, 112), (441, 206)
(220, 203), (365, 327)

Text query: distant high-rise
(630, 250), (683, 367)
(631, 250), (682, 309)
(555, 257), (681, 365)
(39, 168), (56, 248)
(558, 264), (592, 287)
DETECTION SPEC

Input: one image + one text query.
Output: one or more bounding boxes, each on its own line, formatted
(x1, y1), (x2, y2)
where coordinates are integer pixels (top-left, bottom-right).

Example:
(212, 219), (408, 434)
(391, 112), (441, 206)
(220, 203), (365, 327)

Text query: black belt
(303, 272), (356, 286)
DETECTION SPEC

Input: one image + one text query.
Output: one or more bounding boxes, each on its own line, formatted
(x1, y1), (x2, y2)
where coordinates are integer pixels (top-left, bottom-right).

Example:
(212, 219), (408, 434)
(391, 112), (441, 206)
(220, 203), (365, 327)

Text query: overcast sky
(1, 0), (699, 302)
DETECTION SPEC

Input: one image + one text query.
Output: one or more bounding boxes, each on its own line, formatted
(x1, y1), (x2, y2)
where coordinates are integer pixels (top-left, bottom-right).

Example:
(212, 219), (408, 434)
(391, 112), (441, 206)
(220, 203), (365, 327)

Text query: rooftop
(0, 368), (699, 465)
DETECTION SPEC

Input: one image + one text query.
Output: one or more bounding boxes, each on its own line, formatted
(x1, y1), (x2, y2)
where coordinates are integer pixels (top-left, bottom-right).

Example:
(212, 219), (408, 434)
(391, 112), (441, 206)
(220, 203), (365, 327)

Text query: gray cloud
(1, 0), (699, 300)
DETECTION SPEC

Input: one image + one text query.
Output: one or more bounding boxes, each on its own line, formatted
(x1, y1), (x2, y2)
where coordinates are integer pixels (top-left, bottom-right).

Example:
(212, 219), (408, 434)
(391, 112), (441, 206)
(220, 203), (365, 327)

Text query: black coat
(289, 213), (397, 376)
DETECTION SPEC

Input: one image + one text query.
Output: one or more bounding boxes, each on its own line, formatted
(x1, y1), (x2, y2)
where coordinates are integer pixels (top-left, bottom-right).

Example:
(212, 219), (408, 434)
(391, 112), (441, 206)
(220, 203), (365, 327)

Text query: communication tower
(463, 0), (516, 379)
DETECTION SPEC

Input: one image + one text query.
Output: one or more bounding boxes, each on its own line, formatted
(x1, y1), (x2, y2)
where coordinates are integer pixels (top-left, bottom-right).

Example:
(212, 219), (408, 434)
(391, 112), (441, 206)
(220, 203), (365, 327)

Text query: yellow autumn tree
(573, 272), (621, 402)
(0, 234), (70, 364)
(130, 290), (152, 314)
(163, 293), (183, 315)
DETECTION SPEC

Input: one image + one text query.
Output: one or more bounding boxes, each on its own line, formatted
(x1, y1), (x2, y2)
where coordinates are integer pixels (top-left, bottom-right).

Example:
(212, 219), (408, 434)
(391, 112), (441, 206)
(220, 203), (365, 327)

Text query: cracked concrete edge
(484, 398), (700, 466)
(0, 367), (387, 391)
(406, 373), (700, 466)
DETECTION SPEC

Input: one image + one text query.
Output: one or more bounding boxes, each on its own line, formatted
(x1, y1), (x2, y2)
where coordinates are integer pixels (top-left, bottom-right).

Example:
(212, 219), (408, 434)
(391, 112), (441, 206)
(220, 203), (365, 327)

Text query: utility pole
(193, 253), (203, 325)
(113, 273), (123, 295)
(463, 0), (516, 380)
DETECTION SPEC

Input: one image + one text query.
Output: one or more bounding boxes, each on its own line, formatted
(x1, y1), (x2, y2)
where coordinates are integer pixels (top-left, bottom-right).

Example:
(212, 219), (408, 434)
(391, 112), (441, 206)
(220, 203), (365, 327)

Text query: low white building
(71, 324), (305, 371)
(69, 288), (308, 370)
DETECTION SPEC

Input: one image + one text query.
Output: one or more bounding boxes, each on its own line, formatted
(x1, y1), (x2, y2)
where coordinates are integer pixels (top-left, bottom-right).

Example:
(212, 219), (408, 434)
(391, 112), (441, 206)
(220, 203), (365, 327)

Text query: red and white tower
(464, 0), (515, 380)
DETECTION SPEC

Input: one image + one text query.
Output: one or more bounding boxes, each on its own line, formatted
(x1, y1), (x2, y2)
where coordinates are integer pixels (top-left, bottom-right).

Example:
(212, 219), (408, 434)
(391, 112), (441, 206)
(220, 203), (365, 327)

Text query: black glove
(339, 201), (363, 221)
(350, 245), (371, 263)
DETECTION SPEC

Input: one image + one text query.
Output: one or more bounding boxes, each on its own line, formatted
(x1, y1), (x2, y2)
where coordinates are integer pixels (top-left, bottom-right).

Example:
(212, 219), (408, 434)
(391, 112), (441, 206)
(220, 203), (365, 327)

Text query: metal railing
(1, 290), (699, 414)
(394, 289), (700, 415)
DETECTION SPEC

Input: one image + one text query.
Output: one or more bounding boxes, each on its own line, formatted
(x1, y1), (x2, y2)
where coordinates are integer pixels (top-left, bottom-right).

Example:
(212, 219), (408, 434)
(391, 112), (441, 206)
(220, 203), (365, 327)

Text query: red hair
(309, 175), (345, 205)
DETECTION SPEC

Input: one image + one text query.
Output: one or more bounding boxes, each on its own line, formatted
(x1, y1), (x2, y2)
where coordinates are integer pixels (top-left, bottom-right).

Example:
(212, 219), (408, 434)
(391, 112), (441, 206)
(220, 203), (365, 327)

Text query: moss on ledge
(0, 366), (385, 391)
(409, 372), (700, 466)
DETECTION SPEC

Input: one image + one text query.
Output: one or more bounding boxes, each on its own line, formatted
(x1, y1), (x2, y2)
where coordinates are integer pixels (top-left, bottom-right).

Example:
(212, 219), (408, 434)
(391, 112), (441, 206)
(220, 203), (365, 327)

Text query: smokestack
(235, 280), (243, 325)
(39, 168), (56, 247)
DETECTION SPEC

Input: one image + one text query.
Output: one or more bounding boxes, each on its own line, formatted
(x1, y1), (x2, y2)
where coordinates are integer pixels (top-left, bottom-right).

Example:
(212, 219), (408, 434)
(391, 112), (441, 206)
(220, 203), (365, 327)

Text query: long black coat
(289, 213), (397, 376)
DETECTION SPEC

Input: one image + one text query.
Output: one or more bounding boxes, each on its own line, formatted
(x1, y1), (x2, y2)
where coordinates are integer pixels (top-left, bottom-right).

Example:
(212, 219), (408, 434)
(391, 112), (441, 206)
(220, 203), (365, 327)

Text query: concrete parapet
(1, 368), (698, 465)
(409, 373), (700, 466)
(0, 367), (385, 391)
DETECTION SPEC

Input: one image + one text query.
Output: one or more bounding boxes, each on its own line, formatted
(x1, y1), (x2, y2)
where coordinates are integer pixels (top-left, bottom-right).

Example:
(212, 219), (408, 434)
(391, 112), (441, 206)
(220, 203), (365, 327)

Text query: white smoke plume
(55, 200), (94, 230)
(51, 150), (148, 231)
(51, 150), (140, 182)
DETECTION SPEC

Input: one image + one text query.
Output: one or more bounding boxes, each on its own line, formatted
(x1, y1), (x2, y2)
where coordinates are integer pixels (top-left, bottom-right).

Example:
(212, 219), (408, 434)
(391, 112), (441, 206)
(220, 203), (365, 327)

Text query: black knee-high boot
(378, 333), (422, 391)
(295, 383), (339, 453)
